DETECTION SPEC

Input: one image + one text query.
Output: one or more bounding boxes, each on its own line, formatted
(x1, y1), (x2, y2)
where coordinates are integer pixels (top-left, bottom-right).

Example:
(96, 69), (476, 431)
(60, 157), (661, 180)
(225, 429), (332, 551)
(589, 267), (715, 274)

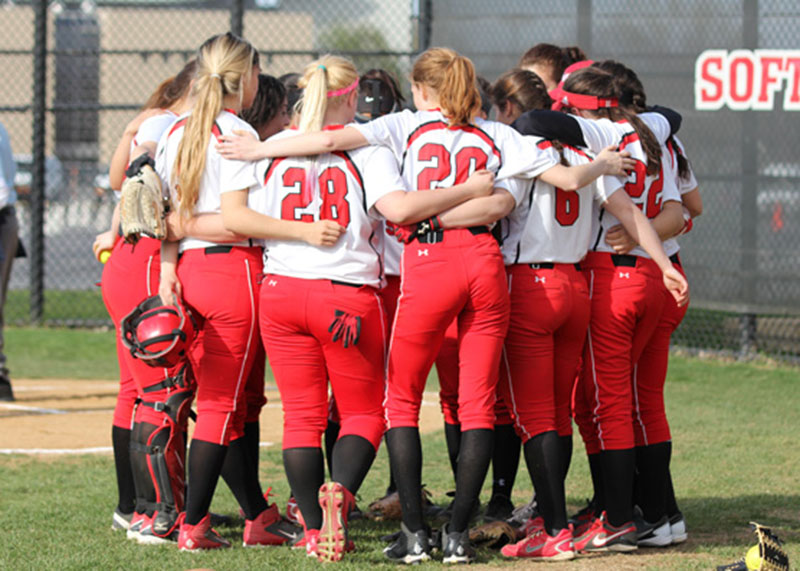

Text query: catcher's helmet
(121, 296), (196, 367)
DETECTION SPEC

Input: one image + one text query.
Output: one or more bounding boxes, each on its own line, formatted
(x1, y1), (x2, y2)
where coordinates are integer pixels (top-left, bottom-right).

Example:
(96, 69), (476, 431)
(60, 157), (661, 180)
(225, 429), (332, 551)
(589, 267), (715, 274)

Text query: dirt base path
(0, 379), (445, 454)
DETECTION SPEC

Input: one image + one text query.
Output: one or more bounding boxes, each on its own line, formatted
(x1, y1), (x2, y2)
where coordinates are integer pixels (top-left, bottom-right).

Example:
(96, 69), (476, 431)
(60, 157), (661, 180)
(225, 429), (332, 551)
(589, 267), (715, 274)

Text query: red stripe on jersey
(333, 151), (365, 190)
(619, 131), (640, 151)
(406, 120), (502, 161)
(263, 157), (286, 186)
(537, 139), (592, 161)
(167, 117), (223, 142)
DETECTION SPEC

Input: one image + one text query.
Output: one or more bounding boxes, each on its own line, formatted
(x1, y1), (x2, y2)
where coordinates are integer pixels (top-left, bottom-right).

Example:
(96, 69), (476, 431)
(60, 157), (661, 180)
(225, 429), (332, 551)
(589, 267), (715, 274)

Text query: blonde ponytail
(297, 55), (359, 133)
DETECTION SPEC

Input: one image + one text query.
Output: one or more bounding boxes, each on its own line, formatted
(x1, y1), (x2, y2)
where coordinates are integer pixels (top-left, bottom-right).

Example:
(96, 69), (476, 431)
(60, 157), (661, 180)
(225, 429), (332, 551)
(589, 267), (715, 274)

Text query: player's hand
(662, 267), (689, 307)
(595, 145), (637, 176)
(463, 169), (495, 197)
(165, 211), (186, 241)
(216, 130), (261, 160)
(605, 224), (636, 254)
(92, 230), (116, 261)
(303, 219), (346, 247)
(159, 266), (182, 306)
(328, 309), (362, 348)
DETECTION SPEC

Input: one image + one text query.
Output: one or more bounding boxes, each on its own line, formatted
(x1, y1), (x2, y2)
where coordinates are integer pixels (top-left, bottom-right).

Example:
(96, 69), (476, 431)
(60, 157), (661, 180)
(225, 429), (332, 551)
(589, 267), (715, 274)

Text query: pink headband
(327, 78), (359, 98)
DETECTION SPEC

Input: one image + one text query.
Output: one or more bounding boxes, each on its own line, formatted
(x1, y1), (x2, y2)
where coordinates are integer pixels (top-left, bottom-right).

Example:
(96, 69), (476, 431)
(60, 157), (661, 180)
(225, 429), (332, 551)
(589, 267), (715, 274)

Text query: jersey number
(624, 160), (664, 219)
(554, 187), (579, 226)
(280, 166), (351, 228)
(416, 143), (489, 189)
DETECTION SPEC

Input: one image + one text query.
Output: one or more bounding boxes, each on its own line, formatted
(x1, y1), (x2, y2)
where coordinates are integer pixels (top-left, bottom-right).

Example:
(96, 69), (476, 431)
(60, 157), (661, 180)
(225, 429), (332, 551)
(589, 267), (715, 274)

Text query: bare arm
(166, 211), (248, 243)
(217, 126), (369, 161)
(603, 191), (689, 306)
(437, 188), (516, 228)
(220, 190), (345, 246)
(537, 146), (635, 191)
(681, 187), (702, 218)
(374, 170), (495, 225)
(605, 200), (684, 254)
(158, 240), (181, 304)
(108, 110), (163, 190)
(92, 202), (121, 261)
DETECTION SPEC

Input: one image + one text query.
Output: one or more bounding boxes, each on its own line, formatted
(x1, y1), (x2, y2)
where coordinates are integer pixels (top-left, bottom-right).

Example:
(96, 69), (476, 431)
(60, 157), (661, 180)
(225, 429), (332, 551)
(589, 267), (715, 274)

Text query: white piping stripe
(632, 362), (648, 445)
(586, 270), (605, 450)
(501, 275), (530, 441)
(146, 255), (155, 297)
(383, 262), (405, 431)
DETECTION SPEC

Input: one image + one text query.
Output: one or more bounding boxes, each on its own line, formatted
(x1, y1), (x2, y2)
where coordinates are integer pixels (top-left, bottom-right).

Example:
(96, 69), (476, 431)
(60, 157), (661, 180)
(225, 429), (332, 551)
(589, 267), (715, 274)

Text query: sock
(244, 421), (261, 485)
(665, 469), (680, 517)
(587, 452), (604, 512)
(449, 428), (493, 532)
(635, 441), (671, 523)
(221, 436), (268, 520)
(491, 423), (520, 500)
(558, 434), (573, 482)
(443, 422), (461, 484)
(599, 448), (635, 527)
(185, 439), (228, 525)
(331, 434), (376, 494)
(523, 430), (567, 534)
(283, 447), (325, 529)
(324, 421), (341, 479)
(112, 425), (136, 514)
(386, 427), (424, 532)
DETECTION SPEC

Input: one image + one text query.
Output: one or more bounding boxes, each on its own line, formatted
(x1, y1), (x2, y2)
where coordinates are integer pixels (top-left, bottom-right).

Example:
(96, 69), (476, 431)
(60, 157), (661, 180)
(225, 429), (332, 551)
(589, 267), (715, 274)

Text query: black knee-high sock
(587, 452), (604, 512)
(599, 448), (635, 527)
(491, 423), (520, 499)
(635, 441), (671, 523)
(450, 428), (493, 532)
(444, 422), (461, 484)
(665, 469), (679, 517)
(244, 421), (261, 485)
(283, 447), (325, 529)
(324, 420), (340, 479)
(185, 439), (228, 525)
(558, 434), (573, 482)
(112, 425), (136, 514)
(129, 422), (159, 515)
(221, 437), (268, 520)
(523, 431), (567, 534)
(386, 427), (424, 532)
(331, 434), (376, 494)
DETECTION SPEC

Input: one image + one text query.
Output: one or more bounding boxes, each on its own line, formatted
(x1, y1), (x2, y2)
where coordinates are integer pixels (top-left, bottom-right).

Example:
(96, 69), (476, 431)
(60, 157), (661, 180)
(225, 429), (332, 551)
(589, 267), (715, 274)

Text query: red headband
(327, 78), (359, 98)
(549, 59), (596, 111)
(556, 90), (618, 111)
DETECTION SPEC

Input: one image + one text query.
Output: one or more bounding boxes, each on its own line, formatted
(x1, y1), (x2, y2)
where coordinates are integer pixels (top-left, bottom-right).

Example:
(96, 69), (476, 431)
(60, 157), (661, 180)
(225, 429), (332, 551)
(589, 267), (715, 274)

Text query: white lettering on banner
(695, 49), (800, 111)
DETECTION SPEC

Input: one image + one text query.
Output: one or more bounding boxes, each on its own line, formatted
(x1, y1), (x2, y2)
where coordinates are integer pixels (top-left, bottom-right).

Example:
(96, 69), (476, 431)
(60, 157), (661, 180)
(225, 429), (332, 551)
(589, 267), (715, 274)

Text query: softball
(745, 544), (761, 570)
(99, 250), (111, 264)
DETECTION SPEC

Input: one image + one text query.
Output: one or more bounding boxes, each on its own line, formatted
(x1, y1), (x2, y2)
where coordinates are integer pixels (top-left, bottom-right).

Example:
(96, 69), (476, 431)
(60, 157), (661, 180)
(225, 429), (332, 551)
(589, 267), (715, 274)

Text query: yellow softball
(745, 544), (761, 570)
(99, 250), (111, 264)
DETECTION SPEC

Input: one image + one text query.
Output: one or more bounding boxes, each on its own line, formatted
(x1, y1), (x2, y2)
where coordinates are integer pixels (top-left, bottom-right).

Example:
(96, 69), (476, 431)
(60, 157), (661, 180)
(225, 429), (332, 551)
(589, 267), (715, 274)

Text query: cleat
(244, 503), (302, 547)
(518, 515), (545, 539)
(441, 523), (476, 564)
(383, 522), (432, 564)
(209, 511), (234, 528)
(501, 525), (575, 560)
(635, 512), (672, 547)
(138, 515), (176, 545)
(507, 495), (538, 528)
(111, 508), (133, 532)
(286, 495), (303, 526)
(317, 481), (355, 562)
(126, 512), (146, 541)
(178, 513), (231, 551)
(568, 498), (597, 531)
(669, 512), (688, 544)
(574, 512), (637, 553)
(483, 494), (514, 522)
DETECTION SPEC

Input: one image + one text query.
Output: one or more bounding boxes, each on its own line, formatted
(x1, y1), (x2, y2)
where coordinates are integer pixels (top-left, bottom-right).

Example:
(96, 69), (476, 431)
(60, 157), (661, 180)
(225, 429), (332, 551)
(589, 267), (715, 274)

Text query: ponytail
(297, 55), (359, 133)
(412, 47), (481, 127)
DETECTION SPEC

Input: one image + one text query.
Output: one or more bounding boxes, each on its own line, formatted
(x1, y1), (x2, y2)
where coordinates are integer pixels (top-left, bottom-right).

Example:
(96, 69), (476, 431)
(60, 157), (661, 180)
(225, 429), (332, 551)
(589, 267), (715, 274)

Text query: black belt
(610, 254), (637, 267)
(529, 262), (582, 271)
(205, 245), (233, 254)
(669, 253), (681, 266)
(417, 225), (489, 244)
(331, 280), (360, 288)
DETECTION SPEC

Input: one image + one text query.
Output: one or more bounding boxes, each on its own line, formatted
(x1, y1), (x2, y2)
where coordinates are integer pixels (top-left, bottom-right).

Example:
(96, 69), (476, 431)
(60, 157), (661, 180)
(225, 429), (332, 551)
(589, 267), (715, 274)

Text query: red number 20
(280, 166), (351, 227)
(416, 143), (488, 189)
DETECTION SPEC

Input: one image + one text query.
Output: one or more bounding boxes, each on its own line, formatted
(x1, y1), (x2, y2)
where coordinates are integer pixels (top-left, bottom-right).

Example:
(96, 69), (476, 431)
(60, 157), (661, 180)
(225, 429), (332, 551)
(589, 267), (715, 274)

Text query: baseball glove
(468, 520), (516, 549)
(367, 490), (403, 521)
(716, 522), (790, 571)
(119, 154), (168, 245)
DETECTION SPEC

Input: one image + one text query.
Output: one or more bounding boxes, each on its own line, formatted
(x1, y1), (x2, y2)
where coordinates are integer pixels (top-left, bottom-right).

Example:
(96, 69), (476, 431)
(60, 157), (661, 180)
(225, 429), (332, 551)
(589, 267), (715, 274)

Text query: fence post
(230, 0), (245, 37)
(30, 0), (47, 325)
(577, 0), (592, 55)
(739, 0), (758, 359)
(416, 0), (433, 53)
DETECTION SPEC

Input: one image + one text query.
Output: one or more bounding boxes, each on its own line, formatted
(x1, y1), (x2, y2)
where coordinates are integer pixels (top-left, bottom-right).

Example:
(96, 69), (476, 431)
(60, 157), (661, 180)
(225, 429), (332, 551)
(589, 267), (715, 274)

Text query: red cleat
(316, 481), (355, 562)
(178, 514), (230, 551)
(501, 525), (575, 560)
(243, 503), (303, 547)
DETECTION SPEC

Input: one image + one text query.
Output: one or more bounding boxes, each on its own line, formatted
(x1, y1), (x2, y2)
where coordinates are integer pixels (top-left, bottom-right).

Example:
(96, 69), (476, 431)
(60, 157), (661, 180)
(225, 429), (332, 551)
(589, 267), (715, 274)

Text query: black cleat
(383, 523), (432, 564)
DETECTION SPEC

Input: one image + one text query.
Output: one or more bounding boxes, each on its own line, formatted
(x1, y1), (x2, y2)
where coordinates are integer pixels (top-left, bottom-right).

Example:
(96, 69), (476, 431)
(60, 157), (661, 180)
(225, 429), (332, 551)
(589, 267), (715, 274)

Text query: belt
(669, 253), (681, 266)
(417, 225), (489, 244)
(529, 262), (582, 271)
(610, 254), (638, 267)
(331, 280), (360, 288)
(205, 245), (233, 254)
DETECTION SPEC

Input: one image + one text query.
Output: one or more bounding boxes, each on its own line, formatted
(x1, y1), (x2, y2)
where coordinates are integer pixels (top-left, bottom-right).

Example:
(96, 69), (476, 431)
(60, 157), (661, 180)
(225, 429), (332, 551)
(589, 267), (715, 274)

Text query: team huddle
(92, 32), (698, 564)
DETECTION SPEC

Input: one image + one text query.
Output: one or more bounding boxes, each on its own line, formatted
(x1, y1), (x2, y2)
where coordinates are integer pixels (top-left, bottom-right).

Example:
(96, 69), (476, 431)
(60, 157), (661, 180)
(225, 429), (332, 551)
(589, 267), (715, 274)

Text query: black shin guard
(112, 425), (136, 514)
(386, 427), (424, 532)
(129, 422), (159, 515)
(523, 431), (567, 533)
(283, 447), (325, 529)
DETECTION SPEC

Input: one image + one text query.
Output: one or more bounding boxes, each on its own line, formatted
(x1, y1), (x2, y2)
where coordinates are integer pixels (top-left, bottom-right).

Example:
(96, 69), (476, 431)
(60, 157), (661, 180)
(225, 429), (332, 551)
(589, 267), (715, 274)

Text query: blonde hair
(411, 47), (481, 127)
(296, 55), (359, 133)
(173, 32), (259, 215)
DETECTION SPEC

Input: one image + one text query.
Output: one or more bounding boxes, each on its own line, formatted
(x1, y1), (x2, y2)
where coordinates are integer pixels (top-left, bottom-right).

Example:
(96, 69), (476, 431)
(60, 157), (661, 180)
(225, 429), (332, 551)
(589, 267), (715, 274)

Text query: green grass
(1, 337), (799, 568)
(7, 289), (110, 325)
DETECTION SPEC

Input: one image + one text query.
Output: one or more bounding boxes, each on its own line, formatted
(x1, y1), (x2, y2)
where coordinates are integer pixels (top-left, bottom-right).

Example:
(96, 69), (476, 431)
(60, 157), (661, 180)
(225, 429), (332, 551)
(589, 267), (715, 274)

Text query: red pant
(633, 261), (687, 446)
(498, 263), (590, 442)
(575, 253), (666, 452)
(260, 276), (387, 450)
(178, 246), (262, 445)
(386, 229), (509, 431)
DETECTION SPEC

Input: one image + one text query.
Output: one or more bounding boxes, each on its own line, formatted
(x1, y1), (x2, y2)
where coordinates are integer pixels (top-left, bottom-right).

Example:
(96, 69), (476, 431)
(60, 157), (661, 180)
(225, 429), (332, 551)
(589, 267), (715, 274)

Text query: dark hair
(357, 68), (405, 120)
(142, 59), (197, 110)
(519, 43), (567, 84)
(564, 66), (661, 176)
(476, 75), (492, 117)
(278, 72), (303, 118)
(239, 74), (287, 132)
(562, 46), (588, 67)
(490, 68), (552, 114)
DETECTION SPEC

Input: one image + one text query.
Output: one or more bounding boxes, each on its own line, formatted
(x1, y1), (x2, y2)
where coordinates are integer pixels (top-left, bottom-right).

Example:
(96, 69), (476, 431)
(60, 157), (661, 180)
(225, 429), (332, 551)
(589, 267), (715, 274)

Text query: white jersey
(573, 114), (681, 258)
(383, 225), (403, 276)
(251, 127), (404, 287)
(661, 135), (698, 257)
(354, 109), (557, 196)
(113, 111), (177, 201)
(500, 138), (622, 265)
(155, 109), (259, 252)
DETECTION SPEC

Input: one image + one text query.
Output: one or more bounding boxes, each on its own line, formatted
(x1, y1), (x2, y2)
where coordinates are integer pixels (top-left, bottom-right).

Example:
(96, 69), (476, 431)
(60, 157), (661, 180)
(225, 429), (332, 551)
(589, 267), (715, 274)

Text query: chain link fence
(4, 0), (800, 362)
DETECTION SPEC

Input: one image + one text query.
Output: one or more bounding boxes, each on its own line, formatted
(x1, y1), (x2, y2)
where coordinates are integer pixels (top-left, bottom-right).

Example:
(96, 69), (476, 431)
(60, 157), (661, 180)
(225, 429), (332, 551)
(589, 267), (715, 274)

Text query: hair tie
(317, 65), (327, 71)
(327, 78), (359, 98)
(210, 73), (221, 79)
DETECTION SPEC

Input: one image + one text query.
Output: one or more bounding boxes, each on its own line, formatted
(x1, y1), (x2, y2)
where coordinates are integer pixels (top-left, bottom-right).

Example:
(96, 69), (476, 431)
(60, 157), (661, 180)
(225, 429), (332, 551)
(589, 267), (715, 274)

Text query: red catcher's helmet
(121, 296), (196, 367)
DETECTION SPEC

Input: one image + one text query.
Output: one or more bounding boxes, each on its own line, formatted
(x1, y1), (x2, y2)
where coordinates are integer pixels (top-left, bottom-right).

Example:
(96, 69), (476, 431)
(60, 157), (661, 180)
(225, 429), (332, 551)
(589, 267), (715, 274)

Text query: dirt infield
(0, 379), (445, 454)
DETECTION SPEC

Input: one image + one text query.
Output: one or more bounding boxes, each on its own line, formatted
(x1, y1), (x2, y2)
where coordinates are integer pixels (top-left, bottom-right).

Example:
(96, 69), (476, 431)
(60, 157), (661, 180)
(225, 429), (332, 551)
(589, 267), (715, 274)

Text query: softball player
(518, 44), (588, 92)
